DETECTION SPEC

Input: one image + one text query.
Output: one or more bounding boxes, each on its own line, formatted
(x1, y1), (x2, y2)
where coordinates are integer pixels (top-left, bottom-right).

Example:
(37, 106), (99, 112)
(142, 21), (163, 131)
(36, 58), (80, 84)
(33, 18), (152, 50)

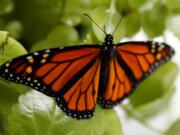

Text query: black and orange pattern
(0, 34), (174, 119)
(98, 58), (132, 108)
(98, 41), (174, 109)
(117, 41), (174, 82)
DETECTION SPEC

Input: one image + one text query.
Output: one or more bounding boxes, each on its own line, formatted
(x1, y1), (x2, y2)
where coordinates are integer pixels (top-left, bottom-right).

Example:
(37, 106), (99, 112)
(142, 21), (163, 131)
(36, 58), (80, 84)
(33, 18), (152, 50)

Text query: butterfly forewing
(0, 45), (101, 119)
(116, 41), (174, 81)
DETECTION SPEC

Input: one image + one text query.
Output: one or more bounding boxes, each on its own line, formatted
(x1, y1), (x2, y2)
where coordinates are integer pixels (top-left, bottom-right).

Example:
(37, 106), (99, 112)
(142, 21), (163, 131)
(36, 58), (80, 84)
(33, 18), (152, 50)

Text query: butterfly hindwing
(0, 45), (101, 119)
(98, 57), (133, 108)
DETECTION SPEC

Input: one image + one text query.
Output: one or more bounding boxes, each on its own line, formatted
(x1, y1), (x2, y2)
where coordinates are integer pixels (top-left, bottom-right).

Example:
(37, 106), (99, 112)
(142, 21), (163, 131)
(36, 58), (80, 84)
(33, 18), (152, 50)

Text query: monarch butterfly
(0, 14), (175, 119)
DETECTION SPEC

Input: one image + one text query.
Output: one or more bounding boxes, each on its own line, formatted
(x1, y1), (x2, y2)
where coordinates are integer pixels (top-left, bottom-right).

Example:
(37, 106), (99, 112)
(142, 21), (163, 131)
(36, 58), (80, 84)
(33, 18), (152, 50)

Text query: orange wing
(98, 41), (174, 108)
(98, 57), (133, 108)
(116, 41), (174, 81)
(0, 45), (101, 119)
(56, 59), (100, 119)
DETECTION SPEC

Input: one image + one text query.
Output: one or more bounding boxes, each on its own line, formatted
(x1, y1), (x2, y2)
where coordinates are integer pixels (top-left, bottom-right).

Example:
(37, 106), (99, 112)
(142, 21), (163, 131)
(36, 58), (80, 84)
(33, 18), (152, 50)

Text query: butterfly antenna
(103, 25), (106, 32)
(112, 13), (126, 35)
(84, 13), (107, 35)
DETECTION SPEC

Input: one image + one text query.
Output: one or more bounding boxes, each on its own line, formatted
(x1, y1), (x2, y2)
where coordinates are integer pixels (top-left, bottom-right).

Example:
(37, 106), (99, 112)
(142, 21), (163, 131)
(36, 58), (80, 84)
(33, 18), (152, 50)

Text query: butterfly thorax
(103, 34), (114, 46)
(102, 34), (116, 57)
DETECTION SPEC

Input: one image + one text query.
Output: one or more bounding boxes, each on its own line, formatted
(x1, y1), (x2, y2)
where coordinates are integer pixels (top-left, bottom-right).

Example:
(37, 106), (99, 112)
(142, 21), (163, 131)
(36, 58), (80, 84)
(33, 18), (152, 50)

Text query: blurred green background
(0, 0), (180, 135)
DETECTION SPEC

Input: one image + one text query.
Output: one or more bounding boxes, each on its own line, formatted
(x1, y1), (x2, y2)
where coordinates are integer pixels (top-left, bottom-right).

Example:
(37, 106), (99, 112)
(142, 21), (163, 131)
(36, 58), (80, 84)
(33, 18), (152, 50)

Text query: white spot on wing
(34, 52), (39, 56)
(5, 63), (10, 67)
(45, 49), (50, 53)
(27, 56), (33, 60)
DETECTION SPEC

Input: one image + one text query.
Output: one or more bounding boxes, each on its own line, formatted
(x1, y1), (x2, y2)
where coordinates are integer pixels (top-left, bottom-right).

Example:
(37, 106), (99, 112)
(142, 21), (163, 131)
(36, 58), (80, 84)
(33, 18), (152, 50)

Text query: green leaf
(84, 31), (100, 44)
(30, 40), (49, 52)
(117, 0), (130, 12)
(128, 0), (147, 9)
(0, 83), (28, 135)
(47, 25), (79, 47)
(125, 87), (175, 118)
(6, 91), (122, 135)
(90, 6), (126, 43)
(65, 0), (91, 14)
(127, 62), (178, 117)
(91, 0), (111, 8)
(141, 2), (168, 38)
(0, 31), (27, 65)
(130, 62), (178, 108)
(0, 81), (29, 134)
(0, 19), (5, 29)
(164, 0), (180, 13)
(167, 15), (180, 39)
(0, 81), (29, 114)
(4, 21), (23, 39)
(0, 31), (29, 134)
(61, 0), (91, 27)
(0, 0), (13, 15)
(13, 0), (64, 43)
(31, 25), (79, 52)
(0, 31), (29, 114)
(61, 13), (81, 26)
(124, 12), (141, 36)
(165, 119), (180, 135)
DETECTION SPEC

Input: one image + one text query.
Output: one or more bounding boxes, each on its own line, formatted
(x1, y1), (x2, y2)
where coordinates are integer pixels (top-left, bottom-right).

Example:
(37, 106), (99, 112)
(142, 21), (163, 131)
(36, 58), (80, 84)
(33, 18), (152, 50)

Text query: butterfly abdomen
(98, 44), (116, 97)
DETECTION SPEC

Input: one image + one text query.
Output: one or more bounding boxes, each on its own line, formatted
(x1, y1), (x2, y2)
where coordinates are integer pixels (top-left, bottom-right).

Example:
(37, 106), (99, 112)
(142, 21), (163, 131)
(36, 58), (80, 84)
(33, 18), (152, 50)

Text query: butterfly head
(104, 34), (113, 46)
